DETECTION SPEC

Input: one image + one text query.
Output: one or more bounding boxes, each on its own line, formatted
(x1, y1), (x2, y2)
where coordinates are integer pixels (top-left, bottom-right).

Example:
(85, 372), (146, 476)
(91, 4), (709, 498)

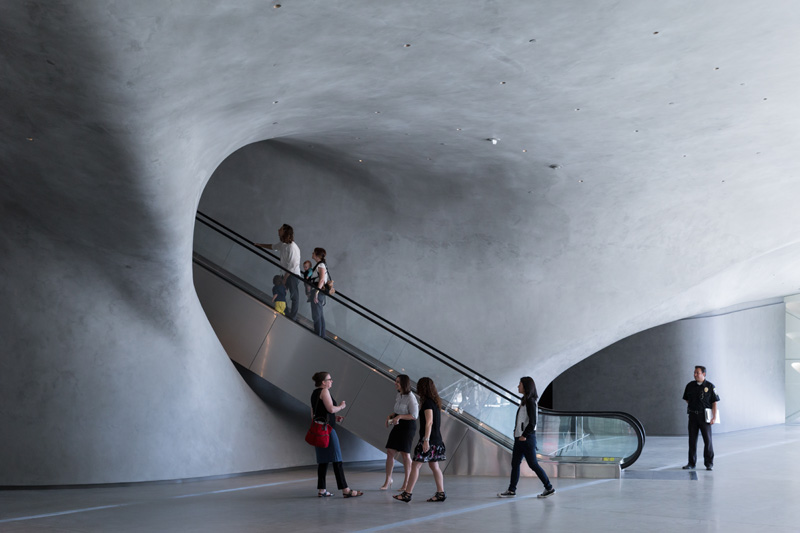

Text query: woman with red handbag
(310, 371), (363, 498)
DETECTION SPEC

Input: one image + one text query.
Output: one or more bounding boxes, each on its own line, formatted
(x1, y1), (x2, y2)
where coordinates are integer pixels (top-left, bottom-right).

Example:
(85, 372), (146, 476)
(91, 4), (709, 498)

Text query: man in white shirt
(256, 224), (301, 320)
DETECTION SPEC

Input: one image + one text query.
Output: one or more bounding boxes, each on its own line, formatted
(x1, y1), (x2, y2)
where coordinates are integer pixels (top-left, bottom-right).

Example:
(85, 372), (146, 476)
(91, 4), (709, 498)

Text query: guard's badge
(704, 387), (708, 392)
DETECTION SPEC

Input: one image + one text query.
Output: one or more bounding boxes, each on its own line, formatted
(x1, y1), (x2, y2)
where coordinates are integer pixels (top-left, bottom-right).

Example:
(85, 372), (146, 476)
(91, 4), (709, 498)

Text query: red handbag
(305, 419), (332, 448)
(305, 395), (332, 447)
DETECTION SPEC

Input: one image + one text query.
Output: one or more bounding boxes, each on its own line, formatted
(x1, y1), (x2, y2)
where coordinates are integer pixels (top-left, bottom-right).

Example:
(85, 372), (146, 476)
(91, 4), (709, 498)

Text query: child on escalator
(272, 274), (287, 315)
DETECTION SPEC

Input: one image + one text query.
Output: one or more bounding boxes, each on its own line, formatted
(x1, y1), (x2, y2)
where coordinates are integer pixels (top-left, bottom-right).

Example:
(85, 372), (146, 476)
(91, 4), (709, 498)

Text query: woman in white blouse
(380, 374), (418, 491)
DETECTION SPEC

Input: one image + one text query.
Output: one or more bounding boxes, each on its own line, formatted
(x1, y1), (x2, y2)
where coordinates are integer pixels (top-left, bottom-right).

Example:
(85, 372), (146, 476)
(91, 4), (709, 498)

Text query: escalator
(193, 212), (645, 478)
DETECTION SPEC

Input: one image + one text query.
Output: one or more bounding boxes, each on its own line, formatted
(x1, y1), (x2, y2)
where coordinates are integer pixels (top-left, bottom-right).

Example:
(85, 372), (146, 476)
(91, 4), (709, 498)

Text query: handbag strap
(312, 389), (328, 423)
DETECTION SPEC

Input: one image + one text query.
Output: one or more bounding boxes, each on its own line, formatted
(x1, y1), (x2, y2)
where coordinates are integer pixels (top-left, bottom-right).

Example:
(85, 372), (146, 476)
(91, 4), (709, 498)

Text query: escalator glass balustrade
(193, 212), (645, 469)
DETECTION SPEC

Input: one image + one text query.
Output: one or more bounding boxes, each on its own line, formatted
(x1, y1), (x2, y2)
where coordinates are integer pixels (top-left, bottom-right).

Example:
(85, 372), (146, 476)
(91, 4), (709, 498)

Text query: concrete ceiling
(5, 0), (800, 389)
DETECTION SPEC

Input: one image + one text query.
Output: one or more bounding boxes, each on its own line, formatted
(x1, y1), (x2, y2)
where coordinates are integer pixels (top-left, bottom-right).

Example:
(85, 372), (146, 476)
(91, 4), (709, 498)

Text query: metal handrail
(195, 211), (520, 405)
(193, 211), (647, 466)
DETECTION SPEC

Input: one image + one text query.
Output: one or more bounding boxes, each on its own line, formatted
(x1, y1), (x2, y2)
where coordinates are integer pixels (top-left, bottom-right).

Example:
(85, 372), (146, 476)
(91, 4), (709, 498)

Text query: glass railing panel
(319, 297), (396, 361)
(194, 220), (236, 268)
(442, 377), (518, 439)
(193, 212), (644, 464)
(537, 413), (639, 464)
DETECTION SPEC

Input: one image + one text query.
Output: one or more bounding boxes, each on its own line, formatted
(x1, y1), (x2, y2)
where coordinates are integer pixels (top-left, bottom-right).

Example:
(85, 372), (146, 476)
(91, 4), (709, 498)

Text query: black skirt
(385, 419), (416, 453)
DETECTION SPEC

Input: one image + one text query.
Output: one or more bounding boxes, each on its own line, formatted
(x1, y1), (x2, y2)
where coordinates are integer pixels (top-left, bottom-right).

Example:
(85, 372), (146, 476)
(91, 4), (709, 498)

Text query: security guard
(682, 365), (720, 471)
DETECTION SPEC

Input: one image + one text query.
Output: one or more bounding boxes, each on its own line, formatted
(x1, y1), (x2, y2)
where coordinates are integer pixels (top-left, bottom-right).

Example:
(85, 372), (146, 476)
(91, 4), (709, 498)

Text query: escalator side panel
(251, 315), (376, 431)
(194, 262), (515, 474)
(446, 427), (511, 476)
(340, 370), (407, 453)
(194, 266), (275, 368)
(194, 261), (624, 478)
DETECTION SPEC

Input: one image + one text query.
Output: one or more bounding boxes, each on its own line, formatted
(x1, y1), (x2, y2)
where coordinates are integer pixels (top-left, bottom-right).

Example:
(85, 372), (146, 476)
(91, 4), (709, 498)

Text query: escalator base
(540, 461), (621, 479)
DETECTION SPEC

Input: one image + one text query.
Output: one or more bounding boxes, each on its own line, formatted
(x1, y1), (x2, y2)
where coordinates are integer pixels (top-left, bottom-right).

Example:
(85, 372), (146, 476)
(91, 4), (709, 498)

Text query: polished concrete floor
(2, 424), (800, 532)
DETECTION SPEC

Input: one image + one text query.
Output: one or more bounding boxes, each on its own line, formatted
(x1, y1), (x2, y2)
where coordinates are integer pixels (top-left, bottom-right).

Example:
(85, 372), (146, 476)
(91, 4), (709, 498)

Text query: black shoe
(393, 491), (412, 503)
(682, 464), (695, 470)
(427, 491), (446, 502)
(706, 465), (713, 471)
(537, 487), (556, 498)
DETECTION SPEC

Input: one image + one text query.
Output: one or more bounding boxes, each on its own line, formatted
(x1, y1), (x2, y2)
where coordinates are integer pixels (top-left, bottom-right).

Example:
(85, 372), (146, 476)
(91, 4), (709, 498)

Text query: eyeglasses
(324, 378), (333, 382)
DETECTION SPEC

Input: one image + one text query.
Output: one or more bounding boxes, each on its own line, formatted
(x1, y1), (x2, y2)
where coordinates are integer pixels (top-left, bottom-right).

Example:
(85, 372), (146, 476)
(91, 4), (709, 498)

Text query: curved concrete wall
(0, 3), (292, 485)
(551, 300), (786, 435)
(5, 0), (800, 484)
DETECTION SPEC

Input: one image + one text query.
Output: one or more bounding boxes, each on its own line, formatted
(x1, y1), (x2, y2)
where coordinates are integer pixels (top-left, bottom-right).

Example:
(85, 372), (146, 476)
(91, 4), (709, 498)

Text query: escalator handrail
(194, 248), (646, 468)
(193, 254), (515, 448)
(195, 212), (647, 467)
(195, 211), (520, 406)
(539, 407), (646, 468)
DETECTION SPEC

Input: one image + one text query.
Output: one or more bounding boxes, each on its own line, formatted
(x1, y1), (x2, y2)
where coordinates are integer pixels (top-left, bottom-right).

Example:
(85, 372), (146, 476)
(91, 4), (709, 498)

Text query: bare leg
(429, 461), (444, 493)
(399, 452), (412, 491)
(405, 461), (423, 494)
(381, 449), (396, 489)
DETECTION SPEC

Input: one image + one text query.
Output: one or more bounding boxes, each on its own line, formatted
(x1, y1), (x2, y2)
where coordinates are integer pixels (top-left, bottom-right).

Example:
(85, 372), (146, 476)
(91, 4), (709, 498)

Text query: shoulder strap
(312, 389), (324, 421)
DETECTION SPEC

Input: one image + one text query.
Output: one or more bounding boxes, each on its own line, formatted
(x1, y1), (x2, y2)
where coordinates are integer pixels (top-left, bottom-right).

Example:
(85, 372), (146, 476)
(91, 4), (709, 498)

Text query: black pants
(310, 292), (325, 337)
(687, 413), (714, 467)
(317, 462), (347, 490)
(508, 434), (551, 492)
(285, 275), (299, 320)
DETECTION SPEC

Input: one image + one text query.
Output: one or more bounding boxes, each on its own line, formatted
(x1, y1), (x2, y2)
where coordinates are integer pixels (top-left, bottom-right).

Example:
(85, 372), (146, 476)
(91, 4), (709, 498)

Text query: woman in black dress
(310, 371), (363, 498)
(380, 374), (418, 491)
(393, 377), (446, 503)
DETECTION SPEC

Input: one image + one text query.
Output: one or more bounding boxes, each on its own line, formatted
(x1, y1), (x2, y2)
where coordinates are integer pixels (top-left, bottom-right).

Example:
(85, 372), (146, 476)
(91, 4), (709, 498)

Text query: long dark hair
(396, 374), (411, 395)
(416, 377), (442, 409)
(520, 376), (538, 404)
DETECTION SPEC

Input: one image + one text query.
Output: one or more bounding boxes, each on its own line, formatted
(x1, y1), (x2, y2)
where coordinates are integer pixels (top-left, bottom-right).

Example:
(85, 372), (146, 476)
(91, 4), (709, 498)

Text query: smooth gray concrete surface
(2, 425), (799, 532)
(553, 300), (786, 435)
(4, 0), (800, 484)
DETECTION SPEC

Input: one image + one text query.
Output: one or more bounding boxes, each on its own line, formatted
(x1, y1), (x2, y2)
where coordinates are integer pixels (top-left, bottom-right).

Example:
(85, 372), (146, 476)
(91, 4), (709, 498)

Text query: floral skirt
(412, 441), (446, 463)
